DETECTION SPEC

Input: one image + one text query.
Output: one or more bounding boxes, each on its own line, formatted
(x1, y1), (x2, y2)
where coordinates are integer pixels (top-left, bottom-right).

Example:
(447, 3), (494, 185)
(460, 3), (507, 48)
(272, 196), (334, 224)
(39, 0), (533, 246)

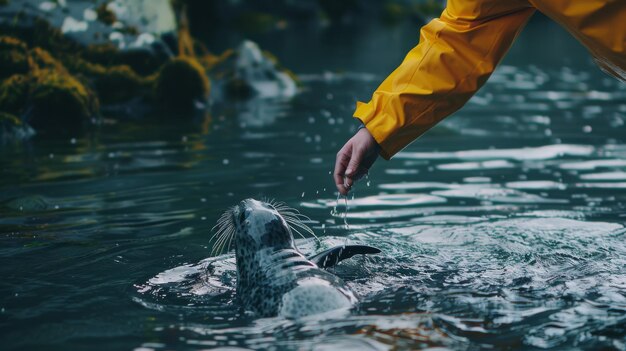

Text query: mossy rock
(29, 47), (66, 73)
(154, 57), (209, 111)
(94, 65), (151, 104)
(29, 70), (99, 130)
(0, 18), (78, 59)
(0, 74), (31, 115)
(81, 43), (167, 76)
(0, 36), (31, 80)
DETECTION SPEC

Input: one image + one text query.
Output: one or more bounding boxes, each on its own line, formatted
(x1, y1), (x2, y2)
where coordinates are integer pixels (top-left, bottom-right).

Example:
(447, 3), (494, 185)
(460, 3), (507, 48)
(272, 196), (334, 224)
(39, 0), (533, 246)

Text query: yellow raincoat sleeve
(354, 0), (536, 159)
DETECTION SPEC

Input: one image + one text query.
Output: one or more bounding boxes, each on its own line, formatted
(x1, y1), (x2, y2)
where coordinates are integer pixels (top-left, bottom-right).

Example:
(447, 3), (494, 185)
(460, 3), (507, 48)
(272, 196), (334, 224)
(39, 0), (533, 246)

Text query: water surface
(1, 17), (626, 350)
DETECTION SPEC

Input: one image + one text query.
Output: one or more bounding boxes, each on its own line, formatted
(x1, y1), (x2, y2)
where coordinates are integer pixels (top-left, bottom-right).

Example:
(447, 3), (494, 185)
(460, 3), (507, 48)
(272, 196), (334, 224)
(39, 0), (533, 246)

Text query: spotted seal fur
(211, 198), (380, 318)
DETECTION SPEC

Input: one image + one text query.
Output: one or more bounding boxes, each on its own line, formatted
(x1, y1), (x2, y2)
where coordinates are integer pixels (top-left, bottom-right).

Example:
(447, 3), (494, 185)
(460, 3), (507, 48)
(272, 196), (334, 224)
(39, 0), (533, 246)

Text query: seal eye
(239, 210), (246, 223)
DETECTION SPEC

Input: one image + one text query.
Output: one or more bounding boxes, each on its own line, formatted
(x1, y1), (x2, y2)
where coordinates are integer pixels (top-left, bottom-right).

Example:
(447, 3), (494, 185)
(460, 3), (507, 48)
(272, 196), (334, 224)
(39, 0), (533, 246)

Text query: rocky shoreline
(0, 0), (442, 142)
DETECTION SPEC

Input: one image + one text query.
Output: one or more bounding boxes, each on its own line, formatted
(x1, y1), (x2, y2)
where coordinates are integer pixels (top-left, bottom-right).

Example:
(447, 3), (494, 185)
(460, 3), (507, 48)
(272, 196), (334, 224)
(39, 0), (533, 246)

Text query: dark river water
(2, 16), (626, 350)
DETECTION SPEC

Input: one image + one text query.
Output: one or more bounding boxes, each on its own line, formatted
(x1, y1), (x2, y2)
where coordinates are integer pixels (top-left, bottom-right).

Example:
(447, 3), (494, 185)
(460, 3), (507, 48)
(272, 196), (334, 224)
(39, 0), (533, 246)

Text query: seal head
(212, 198), (379, 318)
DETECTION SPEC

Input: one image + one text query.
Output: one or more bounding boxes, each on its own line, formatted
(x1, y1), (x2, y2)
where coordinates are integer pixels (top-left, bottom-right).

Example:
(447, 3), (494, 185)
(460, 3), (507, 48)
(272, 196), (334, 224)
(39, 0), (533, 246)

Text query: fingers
(344, 145), (365, 189)
(334, 143), (352, 195)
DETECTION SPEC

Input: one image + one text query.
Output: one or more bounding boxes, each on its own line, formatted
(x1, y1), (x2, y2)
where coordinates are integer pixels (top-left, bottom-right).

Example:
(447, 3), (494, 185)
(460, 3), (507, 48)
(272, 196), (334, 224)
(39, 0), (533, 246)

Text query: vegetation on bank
(0, 0), (444, 141)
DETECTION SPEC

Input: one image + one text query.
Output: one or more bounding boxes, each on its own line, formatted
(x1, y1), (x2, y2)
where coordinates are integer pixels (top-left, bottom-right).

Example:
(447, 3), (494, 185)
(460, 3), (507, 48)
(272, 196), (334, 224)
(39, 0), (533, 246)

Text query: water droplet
(70, 138), (77, 144)
(301, 192), (305, 198)
(49, 153), (54, 159)
(222, 159), (230, 165)
(583, 125), (592, 133)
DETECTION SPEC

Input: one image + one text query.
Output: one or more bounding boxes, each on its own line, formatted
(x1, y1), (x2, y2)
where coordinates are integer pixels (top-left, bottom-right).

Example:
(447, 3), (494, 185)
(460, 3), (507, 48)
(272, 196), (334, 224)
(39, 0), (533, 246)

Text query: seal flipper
(308, 245), (381, 269)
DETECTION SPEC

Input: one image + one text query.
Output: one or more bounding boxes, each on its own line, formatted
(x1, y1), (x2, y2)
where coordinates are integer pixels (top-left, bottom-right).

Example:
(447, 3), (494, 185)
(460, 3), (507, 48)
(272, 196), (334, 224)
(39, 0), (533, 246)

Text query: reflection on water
(2, 18), (626, 350)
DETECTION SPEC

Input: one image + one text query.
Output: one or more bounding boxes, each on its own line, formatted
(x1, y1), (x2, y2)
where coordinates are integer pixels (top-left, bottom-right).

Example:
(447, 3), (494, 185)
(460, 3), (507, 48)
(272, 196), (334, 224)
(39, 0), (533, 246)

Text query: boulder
(211, 40), (297, 100)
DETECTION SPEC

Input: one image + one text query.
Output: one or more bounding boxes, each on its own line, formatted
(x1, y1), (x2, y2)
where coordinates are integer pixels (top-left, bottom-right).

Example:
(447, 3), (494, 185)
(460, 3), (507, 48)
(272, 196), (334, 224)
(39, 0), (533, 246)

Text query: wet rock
(155, 57), (210, 111)
(28, 69), (99, 131)
(211, 40), (297, 100)
(0, 0), (175, 75)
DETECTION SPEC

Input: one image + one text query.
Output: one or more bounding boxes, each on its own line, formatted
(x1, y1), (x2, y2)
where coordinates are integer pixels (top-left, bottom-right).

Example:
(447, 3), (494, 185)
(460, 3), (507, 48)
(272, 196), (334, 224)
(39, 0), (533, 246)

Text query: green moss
(0, 36), (31, 80)
(0, 111), (21, 127)
(202, 49), (234, 73)
(0, 18), (78, 57)
(29, 70), (99, 130)
(94, 65), (152, 104)
(29, 47), (66, 73)
(80, 43), (165, 76)
(0, 74), (31, 115)
(154, 57), (209, 110)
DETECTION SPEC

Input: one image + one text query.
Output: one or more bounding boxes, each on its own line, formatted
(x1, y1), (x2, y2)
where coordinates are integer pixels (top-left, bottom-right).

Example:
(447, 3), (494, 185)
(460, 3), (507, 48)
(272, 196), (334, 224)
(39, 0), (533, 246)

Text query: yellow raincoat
(354, 0), (626, 159)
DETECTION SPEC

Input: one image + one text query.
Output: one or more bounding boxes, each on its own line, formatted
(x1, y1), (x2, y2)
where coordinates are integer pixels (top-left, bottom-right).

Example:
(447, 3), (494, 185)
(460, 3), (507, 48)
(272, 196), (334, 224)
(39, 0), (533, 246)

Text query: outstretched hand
(334, 127), (380, 195)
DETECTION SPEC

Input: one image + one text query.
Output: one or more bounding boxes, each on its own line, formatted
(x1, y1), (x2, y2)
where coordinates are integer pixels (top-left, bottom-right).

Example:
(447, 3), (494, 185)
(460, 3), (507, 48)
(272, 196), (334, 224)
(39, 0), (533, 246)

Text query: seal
(211, 198), (380, 318)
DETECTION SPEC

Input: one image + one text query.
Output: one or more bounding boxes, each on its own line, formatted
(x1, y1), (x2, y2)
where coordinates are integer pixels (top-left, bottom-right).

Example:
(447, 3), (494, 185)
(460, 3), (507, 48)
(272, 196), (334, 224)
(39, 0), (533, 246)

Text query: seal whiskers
(211, 198), (380, 318)
(210, 202), (318, 256)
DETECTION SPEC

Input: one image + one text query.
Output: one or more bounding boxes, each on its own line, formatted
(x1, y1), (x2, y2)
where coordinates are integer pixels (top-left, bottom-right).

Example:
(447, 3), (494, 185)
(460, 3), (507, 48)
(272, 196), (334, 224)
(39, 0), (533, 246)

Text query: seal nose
(241, 198), (257, 207)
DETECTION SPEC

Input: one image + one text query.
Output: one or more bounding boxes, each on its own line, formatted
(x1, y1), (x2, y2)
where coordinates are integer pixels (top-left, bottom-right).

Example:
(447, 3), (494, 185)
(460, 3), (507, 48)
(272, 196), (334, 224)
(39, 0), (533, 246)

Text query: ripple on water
(136, 215), (626, 349)
(396, 144), (594, 161)
(309, 194), (447, 208)
(432, 187), (567, 204)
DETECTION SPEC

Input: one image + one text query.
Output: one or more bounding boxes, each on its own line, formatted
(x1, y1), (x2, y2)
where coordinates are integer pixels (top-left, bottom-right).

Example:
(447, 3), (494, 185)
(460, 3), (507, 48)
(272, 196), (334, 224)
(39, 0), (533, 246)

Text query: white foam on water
(397, 144), (594, 161)
(432, 188), (567, 204)
(559, 159), (626, 170)
(437, 160), (515, 171)
(579, 171), (626, 180)
(315, 194), (447, 208)
(506, 181), (566, 190)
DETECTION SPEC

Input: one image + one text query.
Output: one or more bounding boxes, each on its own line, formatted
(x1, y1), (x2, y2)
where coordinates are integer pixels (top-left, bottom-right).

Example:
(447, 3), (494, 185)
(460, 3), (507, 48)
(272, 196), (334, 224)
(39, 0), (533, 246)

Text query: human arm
(334, 0), (536, 194)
